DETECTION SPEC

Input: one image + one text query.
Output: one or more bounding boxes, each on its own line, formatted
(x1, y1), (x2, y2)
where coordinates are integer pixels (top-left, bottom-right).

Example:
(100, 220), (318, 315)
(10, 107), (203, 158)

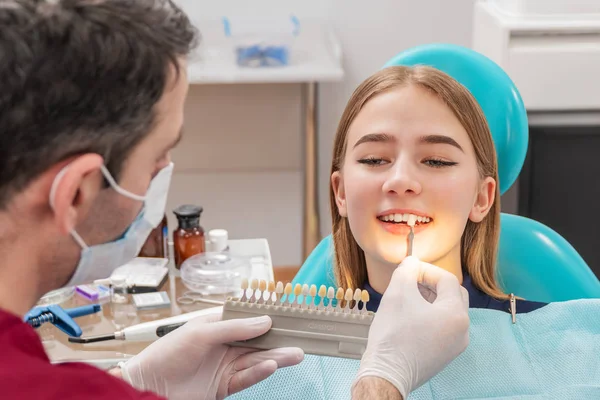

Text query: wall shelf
(184, 18), (344, 260)
(187, 19), (344, 84)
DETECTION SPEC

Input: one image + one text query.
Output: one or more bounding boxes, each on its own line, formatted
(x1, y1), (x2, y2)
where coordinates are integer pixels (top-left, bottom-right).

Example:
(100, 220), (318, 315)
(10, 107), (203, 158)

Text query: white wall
(317, 0), (478, 236)
(171, 0), (478, 267)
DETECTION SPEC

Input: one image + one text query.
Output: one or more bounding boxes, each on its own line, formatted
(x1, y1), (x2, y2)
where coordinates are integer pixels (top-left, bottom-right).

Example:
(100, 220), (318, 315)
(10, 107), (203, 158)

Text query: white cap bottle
(208, 229), (229, 253)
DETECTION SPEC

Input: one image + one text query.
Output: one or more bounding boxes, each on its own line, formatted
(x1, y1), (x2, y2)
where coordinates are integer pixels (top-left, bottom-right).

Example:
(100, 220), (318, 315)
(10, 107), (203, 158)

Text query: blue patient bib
(227, 299), (600, 399)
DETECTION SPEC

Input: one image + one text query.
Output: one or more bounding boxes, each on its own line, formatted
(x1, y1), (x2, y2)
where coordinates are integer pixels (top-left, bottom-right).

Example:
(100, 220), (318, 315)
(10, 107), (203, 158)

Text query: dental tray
(221, 279), (374, 359)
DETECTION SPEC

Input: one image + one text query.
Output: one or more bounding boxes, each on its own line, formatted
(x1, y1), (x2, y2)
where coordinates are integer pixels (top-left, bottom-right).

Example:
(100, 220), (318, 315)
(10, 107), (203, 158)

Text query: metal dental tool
(407, 214), (417, 256)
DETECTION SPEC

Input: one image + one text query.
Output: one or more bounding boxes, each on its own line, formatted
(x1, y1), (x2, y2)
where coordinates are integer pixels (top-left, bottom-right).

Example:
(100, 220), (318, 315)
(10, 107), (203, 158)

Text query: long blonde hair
(330, 65), (507, 300)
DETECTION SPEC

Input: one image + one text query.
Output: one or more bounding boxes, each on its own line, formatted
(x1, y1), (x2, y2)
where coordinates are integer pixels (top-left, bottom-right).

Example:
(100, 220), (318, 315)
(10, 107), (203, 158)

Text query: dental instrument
(68, 306), (222, 344)
(407, 214), (417, 256)
(25, 304), (102, 337)
(221, 280), (375, 360)
(267, 281), (276, 305)
(176, 291), (226, 306)
(308, 285), (317, 310)
(293, 283), (303, 307)
(317, 285), (327, 310)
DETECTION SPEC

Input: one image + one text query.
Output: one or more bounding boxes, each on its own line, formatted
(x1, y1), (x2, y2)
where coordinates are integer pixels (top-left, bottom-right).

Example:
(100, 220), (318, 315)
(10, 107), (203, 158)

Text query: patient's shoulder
(463, 273), (547, 314)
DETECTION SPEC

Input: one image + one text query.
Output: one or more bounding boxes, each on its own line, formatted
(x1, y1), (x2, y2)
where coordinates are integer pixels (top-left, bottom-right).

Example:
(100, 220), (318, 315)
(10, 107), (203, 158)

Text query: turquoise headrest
(383, 43), (528, 195)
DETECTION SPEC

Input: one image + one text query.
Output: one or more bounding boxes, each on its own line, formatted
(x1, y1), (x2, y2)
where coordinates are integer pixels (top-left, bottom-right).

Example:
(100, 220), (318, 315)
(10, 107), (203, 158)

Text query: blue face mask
(50, 163), (174, 287)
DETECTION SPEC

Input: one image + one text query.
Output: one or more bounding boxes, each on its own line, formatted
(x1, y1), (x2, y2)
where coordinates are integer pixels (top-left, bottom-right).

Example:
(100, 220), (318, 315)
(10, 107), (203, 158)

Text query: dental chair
(293, 44), (600, 303)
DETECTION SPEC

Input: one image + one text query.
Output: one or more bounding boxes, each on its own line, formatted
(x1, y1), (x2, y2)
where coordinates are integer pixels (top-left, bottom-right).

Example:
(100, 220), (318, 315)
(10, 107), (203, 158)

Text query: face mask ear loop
(100, 165), (146, 202)
(49, 165), (70, 211)
(49, 165), (90, 250)
(70, 230), (89, 250)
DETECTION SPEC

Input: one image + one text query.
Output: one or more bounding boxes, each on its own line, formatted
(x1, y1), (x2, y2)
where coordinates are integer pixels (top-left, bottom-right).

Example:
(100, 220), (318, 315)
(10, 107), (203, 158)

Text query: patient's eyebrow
(353, 133), (396, 149)
(419, 134), (464, 152)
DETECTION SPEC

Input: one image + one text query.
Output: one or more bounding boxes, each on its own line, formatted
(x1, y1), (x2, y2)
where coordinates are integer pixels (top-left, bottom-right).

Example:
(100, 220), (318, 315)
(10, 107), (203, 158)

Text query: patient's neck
(365, 246), (463, 294)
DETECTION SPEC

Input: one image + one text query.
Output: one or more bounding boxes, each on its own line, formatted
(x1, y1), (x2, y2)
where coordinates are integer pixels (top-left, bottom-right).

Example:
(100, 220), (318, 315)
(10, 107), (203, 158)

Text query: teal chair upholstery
(293, 43), (600, 303)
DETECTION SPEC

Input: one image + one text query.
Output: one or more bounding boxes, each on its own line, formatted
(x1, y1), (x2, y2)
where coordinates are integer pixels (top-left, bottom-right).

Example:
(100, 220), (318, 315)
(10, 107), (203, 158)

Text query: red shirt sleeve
(0, 309), (166, 400)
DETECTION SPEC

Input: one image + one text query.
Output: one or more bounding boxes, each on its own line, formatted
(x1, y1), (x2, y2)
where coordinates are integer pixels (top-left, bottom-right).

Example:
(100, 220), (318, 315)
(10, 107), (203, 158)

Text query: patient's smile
(377, 211), (432, 235)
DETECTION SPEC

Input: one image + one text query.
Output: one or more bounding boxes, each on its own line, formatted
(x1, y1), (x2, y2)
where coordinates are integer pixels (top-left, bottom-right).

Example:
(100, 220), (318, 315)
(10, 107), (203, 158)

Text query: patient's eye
(423, 158), (458, 168)
(358, 156), (387, 166)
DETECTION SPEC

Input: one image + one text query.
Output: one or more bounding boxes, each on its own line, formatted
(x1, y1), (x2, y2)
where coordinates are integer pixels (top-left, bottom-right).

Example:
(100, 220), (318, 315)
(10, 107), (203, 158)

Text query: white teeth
(379, 213), (431, 224)
(407, 214), (417, 226)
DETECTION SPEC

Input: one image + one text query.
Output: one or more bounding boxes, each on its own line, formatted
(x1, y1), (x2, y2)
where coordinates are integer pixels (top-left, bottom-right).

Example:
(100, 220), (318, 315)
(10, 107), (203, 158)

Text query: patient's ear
(331, 171), (347, 217)
(469, 177), (496, 223)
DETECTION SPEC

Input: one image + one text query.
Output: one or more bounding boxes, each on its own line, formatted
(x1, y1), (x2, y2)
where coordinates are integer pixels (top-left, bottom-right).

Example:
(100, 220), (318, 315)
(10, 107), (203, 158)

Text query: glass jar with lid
(173, 204), (205, 269)
(180, 252), (251, 298)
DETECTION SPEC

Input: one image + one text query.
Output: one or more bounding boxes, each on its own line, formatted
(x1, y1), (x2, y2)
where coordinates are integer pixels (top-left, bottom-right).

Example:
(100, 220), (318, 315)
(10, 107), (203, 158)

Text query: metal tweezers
(407, 226), (414, 256)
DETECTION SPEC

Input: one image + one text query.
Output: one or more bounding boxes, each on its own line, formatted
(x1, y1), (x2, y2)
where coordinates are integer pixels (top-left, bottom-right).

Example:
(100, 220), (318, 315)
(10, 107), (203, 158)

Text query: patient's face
(331, 84), (494, 286)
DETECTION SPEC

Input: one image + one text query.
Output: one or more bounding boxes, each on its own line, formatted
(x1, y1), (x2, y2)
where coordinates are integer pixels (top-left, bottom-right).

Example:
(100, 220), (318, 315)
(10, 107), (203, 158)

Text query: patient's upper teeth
(380, 212), (431, 223)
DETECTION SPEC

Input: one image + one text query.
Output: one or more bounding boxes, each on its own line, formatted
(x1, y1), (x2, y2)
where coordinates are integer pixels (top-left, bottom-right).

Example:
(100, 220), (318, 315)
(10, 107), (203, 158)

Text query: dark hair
(0, 0), (199, 207)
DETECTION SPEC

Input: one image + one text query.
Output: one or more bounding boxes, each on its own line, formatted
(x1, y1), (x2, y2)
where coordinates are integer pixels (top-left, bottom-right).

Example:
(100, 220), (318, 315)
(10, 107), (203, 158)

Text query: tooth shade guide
(407, 214), (417, 227)
(284, 283), (293, 306)
(221, 290), (375, 360)
(317, 285), (327, 310)
(266, 281), (276, 304)
(361, 290), (370, 314)
(240, 278), (249, 302)
(335, 288), (345, 310)
(249, 279), (259, 302)
(343, 289), (353, 312)
(327, 287), (335, 311)
(233, 281), (372, 320)
(352, 289), (362, 313)
(309, 285), (317, 310)
(301, 284), (310, 308)
(256, 280), (267, 303)
(276, 281), (284, 304)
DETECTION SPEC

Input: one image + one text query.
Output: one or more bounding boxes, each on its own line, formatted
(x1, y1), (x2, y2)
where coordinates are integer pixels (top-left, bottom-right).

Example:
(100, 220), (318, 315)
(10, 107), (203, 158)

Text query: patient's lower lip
(377, 219), (430, 235)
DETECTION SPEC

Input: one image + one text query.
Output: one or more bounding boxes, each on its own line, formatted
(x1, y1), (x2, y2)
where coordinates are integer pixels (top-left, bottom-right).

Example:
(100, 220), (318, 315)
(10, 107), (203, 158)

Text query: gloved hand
(353, 256), (470, 399)
(120, 307), (304, 400)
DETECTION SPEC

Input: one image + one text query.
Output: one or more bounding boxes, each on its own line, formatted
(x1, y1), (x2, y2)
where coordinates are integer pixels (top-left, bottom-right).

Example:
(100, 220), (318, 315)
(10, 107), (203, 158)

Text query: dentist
(0, 1), (469, 400)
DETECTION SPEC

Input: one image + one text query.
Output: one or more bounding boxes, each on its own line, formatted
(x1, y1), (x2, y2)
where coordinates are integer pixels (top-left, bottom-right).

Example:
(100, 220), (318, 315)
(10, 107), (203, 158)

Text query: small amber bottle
(173, 205), (205, 269)
(138, 214), (169, 259)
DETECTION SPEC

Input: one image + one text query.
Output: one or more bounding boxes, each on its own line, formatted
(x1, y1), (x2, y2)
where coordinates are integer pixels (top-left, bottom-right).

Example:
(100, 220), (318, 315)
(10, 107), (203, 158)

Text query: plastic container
(110, 275), (129, 304)
(207, 229), (229, 253)
(180, 252), (252, 296)
(223, 15), (300, 67)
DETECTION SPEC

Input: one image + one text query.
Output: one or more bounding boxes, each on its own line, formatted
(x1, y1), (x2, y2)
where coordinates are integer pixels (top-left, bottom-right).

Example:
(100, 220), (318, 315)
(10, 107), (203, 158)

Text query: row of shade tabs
(238, 278), (371, 315)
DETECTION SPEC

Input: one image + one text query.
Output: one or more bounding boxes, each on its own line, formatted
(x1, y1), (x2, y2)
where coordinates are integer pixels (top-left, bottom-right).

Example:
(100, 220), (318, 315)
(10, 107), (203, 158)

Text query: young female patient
(228, 64), (600, 400)
(329, 65), (545, 313)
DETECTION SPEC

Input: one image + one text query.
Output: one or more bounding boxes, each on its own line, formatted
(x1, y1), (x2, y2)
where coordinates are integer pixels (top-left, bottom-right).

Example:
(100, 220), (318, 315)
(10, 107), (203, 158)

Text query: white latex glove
(353, 256), (470, 399)
(120, 307), (304, 400)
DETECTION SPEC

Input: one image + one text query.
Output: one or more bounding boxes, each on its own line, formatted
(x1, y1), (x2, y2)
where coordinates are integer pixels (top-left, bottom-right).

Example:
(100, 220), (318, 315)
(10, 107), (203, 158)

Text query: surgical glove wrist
(353, 256), (470, 399)
(120, 307), (304, 400)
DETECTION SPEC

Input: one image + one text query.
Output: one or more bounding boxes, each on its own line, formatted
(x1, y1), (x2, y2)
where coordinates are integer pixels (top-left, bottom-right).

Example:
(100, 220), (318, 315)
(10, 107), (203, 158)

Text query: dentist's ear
(331, 171), (348, 217)
(48, 154), (104, 234)
(469, 176), (496, 223)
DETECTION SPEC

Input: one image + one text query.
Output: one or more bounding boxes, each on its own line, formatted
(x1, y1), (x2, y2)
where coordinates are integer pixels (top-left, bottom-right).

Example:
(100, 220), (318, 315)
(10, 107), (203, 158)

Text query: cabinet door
(519, 125), (600, 278)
